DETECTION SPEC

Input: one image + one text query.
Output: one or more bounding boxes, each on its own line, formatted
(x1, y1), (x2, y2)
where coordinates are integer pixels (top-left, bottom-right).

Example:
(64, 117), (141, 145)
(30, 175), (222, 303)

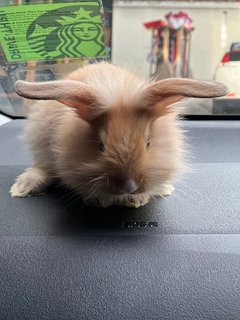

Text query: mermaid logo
(27, 5), (106, 59)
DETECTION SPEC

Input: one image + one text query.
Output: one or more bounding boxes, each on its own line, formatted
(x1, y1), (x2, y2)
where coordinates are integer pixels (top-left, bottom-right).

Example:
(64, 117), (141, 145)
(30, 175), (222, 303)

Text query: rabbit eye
(146, 138), (151, 149)
(98, 142), (105, 152)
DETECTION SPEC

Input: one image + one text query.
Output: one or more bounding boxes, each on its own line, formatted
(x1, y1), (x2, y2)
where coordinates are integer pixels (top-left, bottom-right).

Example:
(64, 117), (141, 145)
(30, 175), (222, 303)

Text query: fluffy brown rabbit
(10, 63), (228, 208)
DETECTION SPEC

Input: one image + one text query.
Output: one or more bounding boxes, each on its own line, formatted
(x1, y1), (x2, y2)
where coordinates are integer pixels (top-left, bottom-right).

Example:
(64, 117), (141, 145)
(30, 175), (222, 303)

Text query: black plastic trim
(183, 114), (240, 120)
(0, 111), (25, 120)
(2, 111), (240, 121)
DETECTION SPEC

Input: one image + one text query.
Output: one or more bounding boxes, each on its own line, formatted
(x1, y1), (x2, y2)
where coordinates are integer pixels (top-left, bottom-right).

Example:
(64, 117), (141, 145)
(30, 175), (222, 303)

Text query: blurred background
(0, 0), (240, 118)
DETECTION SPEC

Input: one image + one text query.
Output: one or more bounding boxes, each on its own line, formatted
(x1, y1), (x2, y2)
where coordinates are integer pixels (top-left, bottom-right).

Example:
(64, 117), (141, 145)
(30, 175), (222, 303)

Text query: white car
(213, 47), (240, 114)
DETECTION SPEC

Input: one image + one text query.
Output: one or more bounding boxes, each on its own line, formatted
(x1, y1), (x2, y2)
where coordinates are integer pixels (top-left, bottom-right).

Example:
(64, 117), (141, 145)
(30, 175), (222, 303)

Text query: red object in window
(144, 20), (166, 29)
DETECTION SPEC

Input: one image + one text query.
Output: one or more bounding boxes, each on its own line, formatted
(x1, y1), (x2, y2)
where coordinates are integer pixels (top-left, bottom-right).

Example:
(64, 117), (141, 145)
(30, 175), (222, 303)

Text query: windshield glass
(0, 0), (239, 117)
(112, 0), (240, 116)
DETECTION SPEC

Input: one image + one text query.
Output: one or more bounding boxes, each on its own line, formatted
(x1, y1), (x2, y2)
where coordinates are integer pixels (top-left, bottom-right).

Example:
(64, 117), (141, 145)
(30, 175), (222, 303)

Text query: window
(0, 0), (239, 117)
(112, 0), (240, 115)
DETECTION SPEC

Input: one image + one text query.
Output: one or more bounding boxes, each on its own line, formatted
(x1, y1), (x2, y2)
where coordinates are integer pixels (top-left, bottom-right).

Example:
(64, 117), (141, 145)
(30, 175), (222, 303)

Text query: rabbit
(10, 63), (228, 208)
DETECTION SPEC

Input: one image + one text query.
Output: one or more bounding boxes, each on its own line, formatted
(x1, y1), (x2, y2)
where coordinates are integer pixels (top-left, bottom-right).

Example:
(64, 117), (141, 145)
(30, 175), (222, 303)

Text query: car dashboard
(0, 119), (240, 320)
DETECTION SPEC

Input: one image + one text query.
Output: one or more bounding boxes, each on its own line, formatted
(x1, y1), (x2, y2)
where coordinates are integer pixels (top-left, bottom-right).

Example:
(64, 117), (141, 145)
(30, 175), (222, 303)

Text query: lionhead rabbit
(10, 63), (228, 208)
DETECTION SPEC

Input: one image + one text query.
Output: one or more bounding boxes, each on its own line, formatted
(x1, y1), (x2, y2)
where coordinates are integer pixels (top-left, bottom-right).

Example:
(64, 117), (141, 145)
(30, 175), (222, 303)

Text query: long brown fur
(10, 63), (228, 207)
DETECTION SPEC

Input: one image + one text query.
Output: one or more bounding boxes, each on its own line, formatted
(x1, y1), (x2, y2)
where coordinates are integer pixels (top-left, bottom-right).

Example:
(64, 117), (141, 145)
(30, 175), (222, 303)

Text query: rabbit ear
(15, 80), (100, 120)
(146, 78), (229, 99)
(143, 78), (229, 115)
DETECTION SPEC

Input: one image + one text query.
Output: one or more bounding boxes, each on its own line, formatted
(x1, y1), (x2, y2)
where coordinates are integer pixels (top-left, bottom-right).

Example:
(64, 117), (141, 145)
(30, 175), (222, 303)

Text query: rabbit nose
(111, 178), (138, 195)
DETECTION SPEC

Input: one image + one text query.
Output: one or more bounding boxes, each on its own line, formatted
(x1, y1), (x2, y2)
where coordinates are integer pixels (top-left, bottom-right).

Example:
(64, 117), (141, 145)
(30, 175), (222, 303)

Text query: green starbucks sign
(0, 2), (106, 62)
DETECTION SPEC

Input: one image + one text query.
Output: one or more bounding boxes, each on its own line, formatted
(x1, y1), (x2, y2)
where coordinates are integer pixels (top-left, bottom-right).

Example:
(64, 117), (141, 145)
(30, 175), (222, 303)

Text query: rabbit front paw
(10, 167), (50, 197)
(115, 194), (150, 208)
(86, 194), (150, 208)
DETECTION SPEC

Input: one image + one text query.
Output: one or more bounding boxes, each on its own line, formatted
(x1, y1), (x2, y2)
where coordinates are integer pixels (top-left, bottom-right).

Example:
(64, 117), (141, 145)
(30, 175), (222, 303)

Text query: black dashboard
(1, 119), (240, 320)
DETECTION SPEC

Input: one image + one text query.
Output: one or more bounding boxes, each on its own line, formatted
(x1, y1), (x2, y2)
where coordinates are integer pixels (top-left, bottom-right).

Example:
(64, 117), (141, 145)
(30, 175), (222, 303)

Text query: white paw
(10, 168), (50, 198)
(114, 194), (150, 208)
(157, 184), (175, 197)
(85, 194), (150, 209)
(86, 194), (150, 208)
(121, 195), (149, 208)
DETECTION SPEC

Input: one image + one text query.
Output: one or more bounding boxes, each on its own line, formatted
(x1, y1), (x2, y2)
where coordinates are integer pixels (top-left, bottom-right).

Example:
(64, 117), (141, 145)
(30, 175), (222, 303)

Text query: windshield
(0, 0), (239, 117)
(113, 0), (240, 116)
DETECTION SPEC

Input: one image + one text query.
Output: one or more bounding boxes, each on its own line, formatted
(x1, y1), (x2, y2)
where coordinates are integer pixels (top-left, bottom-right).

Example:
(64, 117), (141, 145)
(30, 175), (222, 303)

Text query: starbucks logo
(27, 6), (106, 59)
